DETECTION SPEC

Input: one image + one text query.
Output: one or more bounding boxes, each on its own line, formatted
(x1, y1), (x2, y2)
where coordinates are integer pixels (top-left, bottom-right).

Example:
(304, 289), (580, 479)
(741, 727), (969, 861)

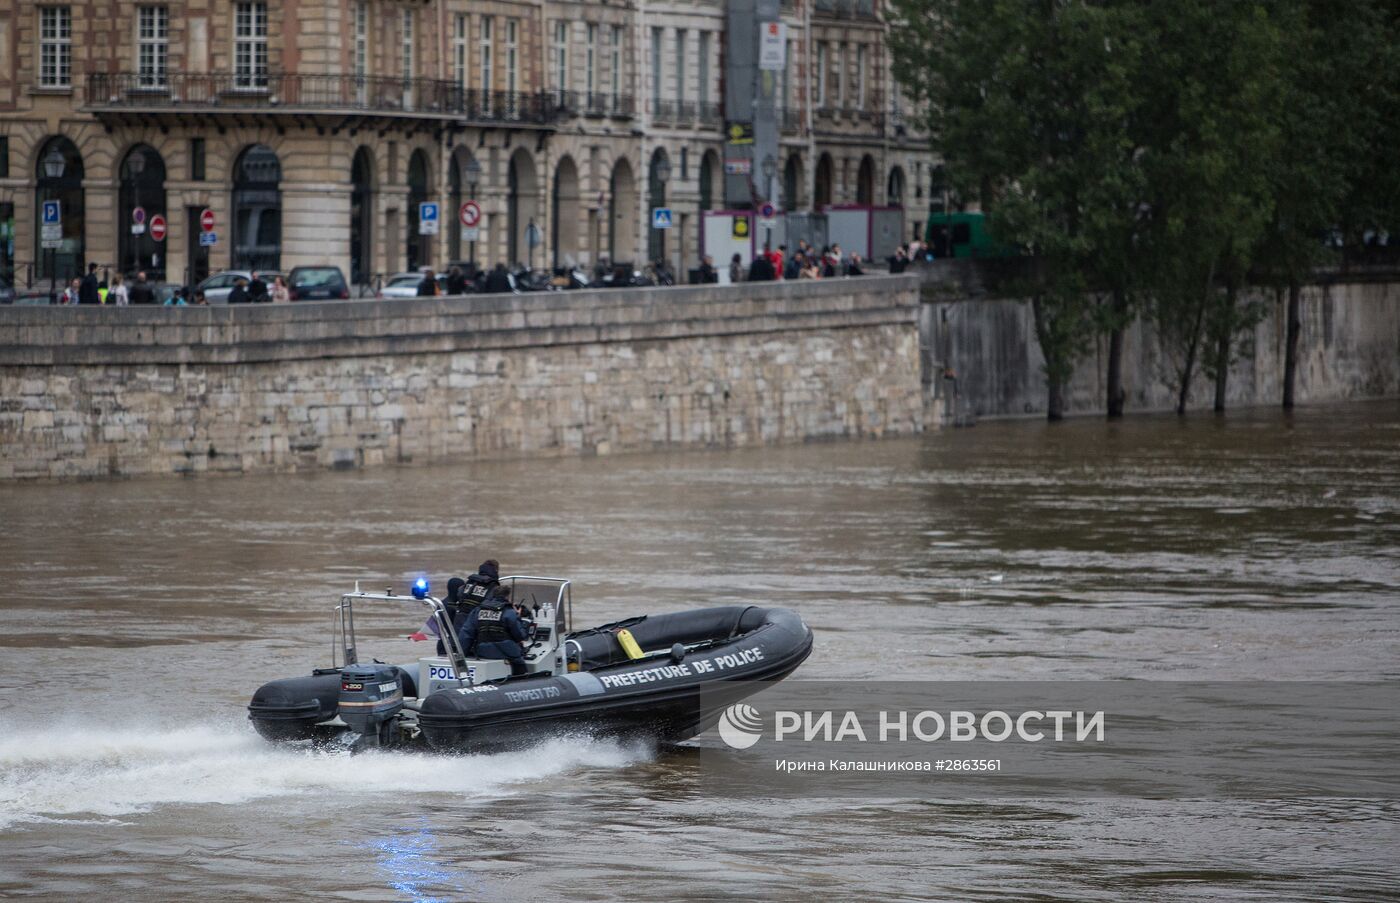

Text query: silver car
(377, 272), (446, 299)
(196, 270), (284, 304)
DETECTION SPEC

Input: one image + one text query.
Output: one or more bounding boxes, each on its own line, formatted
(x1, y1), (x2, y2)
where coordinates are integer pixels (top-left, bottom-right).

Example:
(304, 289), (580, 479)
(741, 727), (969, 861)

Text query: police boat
(247, 575), (813, 753)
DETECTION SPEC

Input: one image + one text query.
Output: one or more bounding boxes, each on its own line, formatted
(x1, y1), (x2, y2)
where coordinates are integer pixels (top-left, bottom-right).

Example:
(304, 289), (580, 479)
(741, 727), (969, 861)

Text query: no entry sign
(149, 215), (167, 242)
(200, 208), (216, 232)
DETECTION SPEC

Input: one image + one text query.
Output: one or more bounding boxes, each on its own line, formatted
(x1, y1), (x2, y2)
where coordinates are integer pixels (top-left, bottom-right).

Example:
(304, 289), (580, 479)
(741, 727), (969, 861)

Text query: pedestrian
(129, 271), (155, 305)
(446, 265), (468, 296)
(270, 275), (290, 303)
(227, 276), (250, 305)
(79, 263), (100, 304)
(417, 267), (439, 296)
(163, 286), (189, 306)
(729, 253), (744, 284)
(109, 273), (129, 306)
(61, 278), (81, 304)
(484, 263), (513, 294)
(784, 251), (803, 280)
(193, 289), (209, 305)
(845, 253), (865, 276)
(698, 254), (717, 284)
(887, 246), (909, 274)
(747, 249), (777, 282)
(248, 271), (269, 303)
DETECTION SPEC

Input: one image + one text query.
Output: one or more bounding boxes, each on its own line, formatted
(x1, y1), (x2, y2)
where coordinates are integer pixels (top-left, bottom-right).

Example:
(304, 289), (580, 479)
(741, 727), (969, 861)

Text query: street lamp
(42, 147), (65, 305)
(464, 156), (482, 271)
(126, 150), (146, 275)
(651, 154), (671, 266)
(761, 155), (777, 251)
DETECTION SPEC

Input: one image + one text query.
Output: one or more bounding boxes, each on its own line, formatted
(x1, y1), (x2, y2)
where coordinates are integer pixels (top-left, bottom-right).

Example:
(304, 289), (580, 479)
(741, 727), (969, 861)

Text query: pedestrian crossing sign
(652, 208), (673, 230)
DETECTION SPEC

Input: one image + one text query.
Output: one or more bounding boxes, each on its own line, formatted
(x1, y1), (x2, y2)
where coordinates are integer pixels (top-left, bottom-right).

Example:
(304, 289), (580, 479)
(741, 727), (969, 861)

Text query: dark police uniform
(459, 595), (529, 676)
(460, 562), (500, 615)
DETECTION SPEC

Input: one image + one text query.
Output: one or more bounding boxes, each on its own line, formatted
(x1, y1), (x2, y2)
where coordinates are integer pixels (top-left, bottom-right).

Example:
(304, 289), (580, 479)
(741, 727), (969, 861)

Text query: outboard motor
(339, 663), (403, 749)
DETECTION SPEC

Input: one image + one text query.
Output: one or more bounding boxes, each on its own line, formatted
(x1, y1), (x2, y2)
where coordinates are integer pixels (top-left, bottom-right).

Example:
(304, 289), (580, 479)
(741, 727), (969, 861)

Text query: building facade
(0, 0), (930, 289)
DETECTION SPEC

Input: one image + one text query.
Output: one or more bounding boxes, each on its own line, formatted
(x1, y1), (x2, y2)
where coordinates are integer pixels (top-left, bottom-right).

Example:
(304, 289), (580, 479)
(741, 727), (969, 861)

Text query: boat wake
(0, 718), (653, 830)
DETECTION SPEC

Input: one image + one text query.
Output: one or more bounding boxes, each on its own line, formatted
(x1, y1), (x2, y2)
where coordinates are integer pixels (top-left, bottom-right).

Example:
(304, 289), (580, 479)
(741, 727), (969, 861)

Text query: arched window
(783, 154), (803, 212)
(406, 149), (431, 270)
(856, 155), (875, 206)
(609, 158), (636, 264)
(35, 136), (85, 282)
(350, 147), (374, 285)
(118, 144), (167, 279)
(552, 156), (580, 268)
(886, 166), (905, 207)
(232, 144), (281, 272)
(814, 154), (834, 209)
(647, 148), (669, 263)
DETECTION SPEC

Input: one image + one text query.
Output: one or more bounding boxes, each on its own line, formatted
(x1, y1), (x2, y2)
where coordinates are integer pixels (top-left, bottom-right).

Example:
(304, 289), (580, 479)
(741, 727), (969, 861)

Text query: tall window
(856, 44), (866, 107)
(480, 17), (493, 98)
(585, 24), (597, 96)
(783, 39), (793, 109)
(137, 6), (169, 89)
(506, 19), (518, 96)
(816, 42), (827, 108)
(38, 6), (72, 89)
(234, 3), (268, 89)
(674, 30), (686, 106)
(401, 10), (413, 82)
(836, 43), (846, 107)
(650, 28), (662, 109)
(354, 2), (368, 79)
(609, 26), (622, 104)
(455, 15), (468, 90)
(554, 22), (568, 93)
(698, 32), (710, 107)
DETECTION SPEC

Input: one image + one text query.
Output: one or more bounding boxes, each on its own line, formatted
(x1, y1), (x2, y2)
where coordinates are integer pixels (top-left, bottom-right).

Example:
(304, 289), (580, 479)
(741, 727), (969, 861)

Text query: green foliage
(888, 0), (1400, 416)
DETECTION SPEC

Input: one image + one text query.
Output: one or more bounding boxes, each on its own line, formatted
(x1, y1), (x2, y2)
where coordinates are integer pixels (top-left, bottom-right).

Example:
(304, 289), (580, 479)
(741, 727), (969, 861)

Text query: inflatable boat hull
(417, 605), (812, 752)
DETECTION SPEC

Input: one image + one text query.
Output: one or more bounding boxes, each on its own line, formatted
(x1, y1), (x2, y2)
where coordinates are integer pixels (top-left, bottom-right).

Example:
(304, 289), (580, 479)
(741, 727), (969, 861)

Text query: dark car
(0, 278), (15, 305)
(287, 266), (350, 301)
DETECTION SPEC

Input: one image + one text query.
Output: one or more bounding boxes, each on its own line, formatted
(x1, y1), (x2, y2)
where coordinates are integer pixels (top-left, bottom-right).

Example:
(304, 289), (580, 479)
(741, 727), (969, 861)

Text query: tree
(890, 0), (1147, 420)
(1134, 1), (1284, 414)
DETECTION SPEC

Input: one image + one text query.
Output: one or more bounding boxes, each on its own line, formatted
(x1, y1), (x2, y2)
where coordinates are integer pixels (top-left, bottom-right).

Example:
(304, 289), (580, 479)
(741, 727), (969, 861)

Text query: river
(1, 401), (1397, 901)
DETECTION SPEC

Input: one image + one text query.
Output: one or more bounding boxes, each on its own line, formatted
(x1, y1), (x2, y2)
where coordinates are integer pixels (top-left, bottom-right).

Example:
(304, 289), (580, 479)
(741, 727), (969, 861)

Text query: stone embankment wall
(0, 277), (924, 480)
(918, 265), (1400, 418)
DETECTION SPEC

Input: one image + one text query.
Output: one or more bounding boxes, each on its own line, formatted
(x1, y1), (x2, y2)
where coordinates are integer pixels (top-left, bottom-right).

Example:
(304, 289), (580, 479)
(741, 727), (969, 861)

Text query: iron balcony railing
(698, 101), (723, 128)
(86, 72), (569, 125)
(569, 90), (636, 119)
(652, 98), (677, 124)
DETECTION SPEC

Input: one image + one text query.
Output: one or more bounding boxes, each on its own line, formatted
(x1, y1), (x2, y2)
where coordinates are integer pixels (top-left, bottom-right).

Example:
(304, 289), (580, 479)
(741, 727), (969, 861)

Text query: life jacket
(473, 598), (512, 648)
(462, 572), (498, 610)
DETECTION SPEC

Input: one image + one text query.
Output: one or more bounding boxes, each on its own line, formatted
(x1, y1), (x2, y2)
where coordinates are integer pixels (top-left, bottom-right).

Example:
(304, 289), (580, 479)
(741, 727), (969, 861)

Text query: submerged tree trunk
(1213, 283), (1236, 413)
(1283, 280), (1301, 410)
(1177, 297), (1206, 416)
(1032, 296), (1067, 421)
(1106, 288), (1127, 419)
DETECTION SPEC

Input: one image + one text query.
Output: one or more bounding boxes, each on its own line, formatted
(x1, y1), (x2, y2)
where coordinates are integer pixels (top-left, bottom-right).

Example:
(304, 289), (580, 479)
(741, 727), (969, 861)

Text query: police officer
(460, 559), (500, 614)
(459, 586), (530, 676)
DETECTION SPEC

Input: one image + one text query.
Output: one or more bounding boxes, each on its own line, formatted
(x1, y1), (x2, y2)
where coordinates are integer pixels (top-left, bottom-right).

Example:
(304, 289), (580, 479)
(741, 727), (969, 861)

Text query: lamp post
(651, 154), (671, 265)
(126, 150), (146, 275)
(42, 147), (65, 305)
(464, 156), (482, 272)
(761, 155), (777, 251)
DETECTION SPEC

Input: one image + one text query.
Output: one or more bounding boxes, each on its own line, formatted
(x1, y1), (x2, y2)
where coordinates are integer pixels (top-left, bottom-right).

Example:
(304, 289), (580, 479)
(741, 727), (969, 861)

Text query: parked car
(288, 265), (350, 301)
(0, 277), (15, 305)
(377, 272), (448, 299)
(197, 270), (285, 304)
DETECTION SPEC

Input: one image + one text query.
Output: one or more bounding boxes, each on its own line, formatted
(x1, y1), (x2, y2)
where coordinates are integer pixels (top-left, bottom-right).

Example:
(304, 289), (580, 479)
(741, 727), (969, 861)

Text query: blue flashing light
(412, 577), (430, 600)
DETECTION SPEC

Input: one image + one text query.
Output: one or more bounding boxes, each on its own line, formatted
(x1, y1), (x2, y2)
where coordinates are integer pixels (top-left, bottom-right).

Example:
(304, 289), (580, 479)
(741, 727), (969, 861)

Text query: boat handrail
(501, 576), (573, 635)
(332, 590), (471, 681)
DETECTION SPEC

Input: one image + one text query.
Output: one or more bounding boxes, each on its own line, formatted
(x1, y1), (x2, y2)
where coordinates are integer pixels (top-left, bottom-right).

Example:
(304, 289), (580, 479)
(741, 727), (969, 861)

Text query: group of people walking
(729, 240), (867, 283)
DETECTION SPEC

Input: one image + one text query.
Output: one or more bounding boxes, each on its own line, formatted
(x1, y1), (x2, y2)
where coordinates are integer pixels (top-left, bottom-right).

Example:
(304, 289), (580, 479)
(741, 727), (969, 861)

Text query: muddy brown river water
(1, 401), (1398, 901)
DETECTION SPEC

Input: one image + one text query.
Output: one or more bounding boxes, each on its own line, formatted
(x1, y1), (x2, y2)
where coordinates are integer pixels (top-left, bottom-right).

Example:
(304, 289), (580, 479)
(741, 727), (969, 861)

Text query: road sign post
(419, 202), (440, 236)
(459, 201), (481, 263)
(42, 201), (62, 303)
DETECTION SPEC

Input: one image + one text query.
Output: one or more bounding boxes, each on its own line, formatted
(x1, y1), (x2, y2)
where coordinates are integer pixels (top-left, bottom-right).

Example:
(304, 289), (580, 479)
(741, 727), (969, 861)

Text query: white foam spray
(0, 717), (652, 830)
